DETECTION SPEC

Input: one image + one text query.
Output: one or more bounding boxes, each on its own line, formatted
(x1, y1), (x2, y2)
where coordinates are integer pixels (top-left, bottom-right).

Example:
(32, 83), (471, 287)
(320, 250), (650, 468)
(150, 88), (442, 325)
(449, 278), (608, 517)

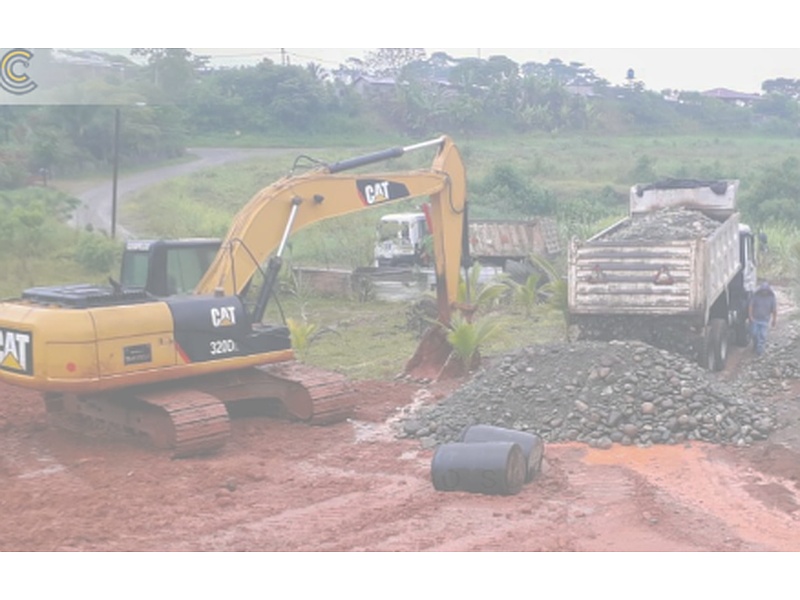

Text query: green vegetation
(285, 317), (320, 361)
(119, 132), (800, 250)
(5, 132), (800, 378)
(0, 187), (121, 297)
(445, 314), (505, 372)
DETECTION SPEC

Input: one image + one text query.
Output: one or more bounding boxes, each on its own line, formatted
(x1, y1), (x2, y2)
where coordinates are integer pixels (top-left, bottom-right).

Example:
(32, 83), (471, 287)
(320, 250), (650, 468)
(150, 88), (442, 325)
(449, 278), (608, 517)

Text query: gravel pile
(603, 207), (722, 242)
(403, 339), (777, 449)
(731, 320), (800, 395)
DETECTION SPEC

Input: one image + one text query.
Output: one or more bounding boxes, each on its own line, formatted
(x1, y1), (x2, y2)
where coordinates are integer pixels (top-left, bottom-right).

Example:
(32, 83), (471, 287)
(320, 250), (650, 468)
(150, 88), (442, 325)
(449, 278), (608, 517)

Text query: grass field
(5, 132), (800, 379)
(121, 132), (800, 264)
(269, 288), (567, 380)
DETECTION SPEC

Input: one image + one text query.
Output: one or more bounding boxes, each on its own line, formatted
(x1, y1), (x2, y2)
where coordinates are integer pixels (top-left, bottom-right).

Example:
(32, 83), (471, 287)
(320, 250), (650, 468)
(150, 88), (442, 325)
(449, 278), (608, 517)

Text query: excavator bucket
(404, 325), (454, 381)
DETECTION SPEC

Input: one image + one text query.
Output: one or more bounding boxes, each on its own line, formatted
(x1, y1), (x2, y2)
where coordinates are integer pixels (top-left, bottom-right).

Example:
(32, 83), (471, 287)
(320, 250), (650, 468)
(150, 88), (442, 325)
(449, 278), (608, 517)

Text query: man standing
(749, 282), (778, 357)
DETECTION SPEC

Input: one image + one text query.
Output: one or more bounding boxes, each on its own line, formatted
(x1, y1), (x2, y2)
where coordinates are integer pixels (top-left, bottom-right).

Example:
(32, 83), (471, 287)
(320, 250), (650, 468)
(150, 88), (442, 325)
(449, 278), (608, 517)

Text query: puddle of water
(18, 464), (67, 479)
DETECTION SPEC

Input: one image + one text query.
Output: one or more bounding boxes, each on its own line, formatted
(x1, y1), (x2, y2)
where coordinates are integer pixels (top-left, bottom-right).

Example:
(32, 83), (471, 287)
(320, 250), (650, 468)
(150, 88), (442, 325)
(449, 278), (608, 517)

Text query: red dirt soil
(2, 373), (799, 552)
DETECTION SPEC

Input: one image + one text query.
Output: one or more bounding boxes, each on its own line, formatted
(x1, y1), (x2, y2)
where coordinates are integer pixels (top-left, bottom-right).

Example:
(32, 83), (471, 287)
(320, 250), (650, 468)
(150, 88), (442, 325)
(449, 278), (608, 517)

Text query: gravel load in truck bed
(601, 207), (724, 242)
(402, 339), (777, 449)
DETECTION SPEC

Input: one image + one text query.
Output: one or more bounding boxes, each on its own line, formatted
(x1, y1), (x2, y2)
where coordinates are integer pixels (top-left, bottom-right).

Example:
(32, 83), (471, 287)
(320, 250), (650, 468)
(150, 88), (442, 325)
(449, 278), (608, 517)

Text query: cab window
(120, 251), (150, 288)
(166, 246), (218, 294)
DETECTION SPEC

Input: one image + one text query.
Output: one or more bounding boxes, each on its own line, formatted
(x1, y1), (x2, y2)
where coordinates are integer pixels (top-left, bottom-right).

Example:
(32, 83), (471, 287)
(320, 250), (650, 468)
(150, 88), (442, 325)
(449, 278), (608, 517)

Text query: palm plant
(456, 261), (509, 317)
(445, 313), (504, 373)
(286, 317), (319, 360)
(527, 253), (570, 339)
(505, 272), (542, 318)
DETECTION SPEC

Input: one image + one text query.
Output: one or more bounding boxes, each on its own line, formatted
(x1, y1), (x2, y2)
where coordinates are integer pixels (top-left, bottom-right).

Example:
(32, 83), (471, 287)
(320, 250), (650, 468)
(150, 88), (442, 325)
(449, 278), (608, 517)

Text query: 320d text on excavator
(0, 135), (469, 457)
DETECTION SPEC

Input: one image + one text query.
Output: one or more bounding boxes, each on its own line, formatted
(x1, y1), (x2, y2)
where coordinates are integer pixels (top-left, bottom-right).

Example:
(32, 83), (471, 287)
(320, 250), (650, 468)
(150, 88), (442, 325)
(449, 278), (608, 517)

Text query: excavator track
(44, 389), (231, 459)
(254, 361), (356, 425)
(134, 389), (231, 458)
(43, 361), (354, 458)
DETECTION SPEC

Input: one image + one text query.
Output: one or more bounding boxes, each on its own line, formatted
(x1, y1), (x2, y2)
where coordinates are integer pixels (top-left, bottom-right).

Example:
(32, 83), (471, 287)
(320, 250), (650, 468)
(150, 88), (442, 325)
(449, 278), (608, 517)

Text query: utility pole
(281, 48), (287, 66)
(111, 107), (120, 239)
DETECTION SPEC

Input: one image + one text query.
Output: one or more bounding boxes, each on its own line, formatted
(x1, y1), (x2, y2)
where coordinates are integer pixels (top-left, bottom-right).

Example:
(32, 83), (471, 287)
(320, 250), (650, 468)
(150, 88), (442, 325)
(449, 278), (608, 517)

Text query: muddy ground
(2, 340), (799, 552)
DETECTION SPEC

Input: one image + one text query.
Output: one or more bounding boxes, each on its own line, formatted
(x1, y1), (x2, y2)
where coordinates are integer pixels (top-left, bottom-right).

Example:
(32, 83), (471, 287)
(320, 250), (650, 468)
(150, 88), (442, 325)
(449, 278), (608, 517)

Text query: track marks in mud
(583, 443), (800, 550)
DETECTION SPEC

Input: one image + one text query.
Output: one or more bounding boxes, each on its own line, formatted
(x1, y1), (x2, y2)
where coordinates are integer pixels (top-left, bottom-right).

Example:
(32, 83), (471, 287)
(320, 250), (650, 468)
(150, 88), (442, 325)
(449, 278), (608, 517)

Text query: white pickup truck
(567, 179), (757, 371)
(374, 212), (560, 269)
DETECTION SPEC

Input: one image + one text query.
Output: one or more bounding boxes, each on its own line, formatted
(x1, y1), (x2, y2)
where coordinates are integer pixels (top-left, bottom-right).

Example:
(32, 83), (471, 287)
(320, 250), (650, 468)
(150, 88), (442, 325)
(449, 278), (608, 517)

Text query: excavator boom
(197, 135), (466, 326)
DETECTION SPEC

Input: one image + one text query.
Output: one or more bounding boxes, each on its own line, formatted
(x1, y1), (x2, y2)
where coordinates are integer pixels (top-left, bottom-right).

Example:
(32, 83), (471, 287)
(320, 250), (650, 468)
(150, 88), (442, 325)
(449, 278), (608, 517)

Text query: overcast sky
(189, 48), (800, 94)
(25, 2), (798, 95)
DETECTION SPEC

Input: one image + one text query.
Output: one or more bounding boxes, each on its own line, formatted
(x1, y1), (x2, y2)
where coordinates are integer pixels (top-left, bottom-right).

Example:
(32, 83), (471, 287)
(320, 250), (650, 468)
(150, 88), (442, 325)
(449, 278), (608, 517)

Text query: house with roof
(700, 88), (762, 107)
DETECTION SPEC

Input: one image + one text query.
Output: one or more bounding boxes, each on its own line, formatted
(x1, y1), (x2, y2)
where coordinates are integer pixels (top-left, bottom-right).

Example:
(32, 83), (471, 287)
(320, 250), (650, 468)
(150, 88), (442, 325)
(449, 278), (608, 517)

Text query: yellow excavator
(0, 135), (468, 457)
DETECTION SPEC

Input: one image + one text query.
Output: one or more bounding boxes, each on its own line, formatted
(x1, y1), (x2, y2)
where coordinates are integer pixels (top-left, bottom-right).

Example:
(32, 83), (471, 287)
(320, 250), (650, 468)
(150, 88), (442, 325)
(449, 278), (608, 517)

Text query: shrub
(75, 233), (121, 273)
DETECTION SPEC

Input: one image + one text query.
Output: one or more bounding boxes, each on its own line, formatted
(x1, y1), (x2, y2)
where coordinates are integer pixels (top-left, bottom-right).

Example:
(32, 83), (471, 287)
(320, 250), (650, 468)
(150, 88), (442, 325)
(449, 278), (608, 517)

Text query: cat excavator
(0, 135), (468, 457)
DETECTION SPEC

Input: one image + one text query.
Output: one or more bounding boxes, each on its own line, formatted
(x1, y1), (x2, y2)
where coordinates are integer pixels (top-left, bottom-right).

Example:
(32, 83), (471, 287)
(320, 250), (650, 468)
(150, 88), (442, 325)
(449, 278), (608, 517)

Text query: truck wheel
(710, 318), (728, 371)
(699, 333), (716, 371)
(735, 318), (751, 347)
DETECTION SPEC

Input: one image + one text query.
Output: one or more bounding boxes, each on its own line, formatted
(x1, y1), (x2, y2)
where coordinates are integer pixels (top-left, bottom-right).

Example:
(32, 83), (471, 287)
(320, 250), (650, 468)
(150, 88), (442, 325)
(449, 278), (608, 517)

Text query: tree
(762, 78), (800, 99)
(753, 92), (800, 122)
(363, 48), (426, 78)
(522, 59), (607, 88)
(130, 48), (207, 101)
(473, 164), (556, 217)
(332, 57), (366, 84)
(741, 156), (800, 223)
(306, 62), (328, 81)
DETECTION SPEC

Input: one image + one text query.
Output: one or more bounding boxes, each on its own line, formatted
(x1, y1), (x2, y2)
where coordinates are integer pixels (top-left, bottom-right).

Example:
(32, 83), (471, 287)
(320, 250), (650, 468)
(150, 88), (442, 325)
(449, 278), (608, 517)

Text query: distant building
(350, 74), (453, 98)
(351, 75), (399, 97)
(564, 82), (597, 97)
(700, 88), (762, 107)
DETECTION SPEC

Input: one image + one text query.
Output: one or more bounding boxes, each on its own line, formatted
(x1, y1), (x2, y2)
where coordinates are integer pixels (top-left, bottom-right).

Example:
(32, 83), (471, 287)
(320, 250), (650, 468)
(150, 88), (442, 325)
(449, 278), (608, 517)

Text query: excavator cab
(120, 239), (222, 297)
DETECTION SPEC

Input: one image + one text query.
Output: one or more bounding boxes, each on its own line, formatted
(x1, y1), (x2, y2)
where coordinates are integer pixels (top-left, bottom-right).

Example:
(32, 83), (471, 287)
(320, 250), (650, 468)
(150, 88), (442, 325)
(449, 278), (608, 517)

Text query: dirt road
(1, 368), (799, 551)
(69, 147), (297, 238)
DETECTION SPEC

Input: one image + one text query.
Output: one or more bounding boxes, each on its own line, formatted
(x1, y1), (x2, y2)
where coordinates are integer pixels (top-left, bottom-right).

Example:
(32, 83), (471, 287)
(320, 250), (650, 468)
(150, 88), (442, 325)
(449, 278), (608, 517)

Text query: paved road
(71, 147), (299, 239)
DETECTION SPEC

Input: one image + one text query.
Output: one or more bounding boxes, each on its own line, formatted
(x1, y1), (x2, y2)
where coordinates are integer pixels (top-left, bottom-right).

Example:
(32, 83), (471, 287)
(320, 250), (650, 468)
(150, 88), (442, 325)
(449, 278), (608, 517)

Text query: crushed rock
(602, 207), (723, 242)
(403, 338), (781, 449)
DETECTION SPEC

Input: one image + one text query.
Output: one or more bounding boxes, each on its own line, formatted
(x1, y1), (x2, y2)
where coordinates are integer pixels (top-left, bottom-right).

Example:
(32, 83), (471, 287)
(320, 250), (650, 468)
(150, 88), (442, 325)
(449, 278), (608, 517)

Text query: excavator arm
(195, 136), (468, 329)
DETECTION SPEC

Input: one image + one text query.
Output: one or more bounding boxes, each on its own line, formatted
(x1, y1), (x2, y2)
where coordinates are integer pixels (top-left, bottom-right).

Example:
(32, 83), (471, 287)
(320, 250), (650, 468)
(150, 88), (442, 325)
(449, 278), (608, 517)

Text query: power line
(199, 49), (361, 69)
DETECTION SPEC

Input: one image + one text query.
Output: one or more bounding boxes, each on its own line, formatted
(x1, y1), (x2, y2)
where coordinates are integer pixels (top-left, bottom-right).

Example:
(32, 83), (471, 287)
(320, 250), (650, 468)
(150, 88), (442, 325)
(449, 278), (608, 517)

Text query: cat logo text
(0, 328), (32, 375)
(356, 179), (411, 206)
(211, 306), (237, 328)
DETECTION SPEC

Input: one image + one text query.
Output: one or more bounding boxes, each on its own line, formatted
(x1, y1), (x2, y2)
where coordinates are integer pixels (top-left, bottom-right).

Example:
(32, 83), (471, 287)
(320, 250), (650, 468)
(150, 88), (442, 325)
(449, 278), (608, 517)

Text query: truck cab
(374, 213), (428, 267)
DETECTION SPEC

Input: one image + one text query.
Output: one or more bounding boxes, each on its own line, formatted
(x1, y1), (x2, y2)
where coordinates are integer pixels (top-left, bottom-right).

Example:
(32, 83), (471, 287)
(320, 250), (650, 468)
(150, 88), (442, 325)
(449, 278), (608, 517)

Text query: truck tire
(700, 332), (715, 371)
(710, 318), (728, 372)
(735, 318), (751, 347)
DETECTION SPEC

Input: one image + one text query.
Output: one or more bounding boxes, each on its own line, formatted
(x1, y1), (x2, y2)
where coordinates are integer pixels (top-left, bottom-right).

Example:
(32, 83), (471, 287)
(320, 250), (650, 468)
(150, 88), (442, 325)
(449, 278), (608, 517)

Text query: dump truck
(374, 212), (560, 269)
(567, 179), (757, 371)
